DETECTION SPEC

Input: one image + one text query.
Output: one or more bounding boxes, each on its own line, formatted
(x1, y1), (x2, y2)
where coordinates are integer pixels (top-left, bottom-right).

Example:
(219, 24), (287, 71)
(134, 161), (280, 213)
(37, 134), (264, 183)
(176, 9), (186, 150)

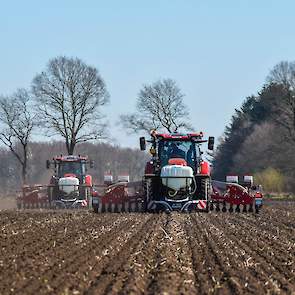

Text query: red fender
(85, 175), (92, 186)
(200, 161), (210, 175)
(145, 161), (154, 174)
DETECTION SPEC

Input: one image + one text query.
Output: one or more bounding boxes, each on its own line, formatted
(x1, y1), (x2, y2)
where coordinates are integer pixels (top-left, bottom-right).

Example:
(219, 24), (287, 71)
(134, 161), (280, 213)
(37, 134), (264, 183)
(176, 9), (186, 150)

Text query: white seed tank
(161, 165), (194, 191)
(118, 175), (130, 183)
(243, 175), (253, 185)
(104, 174), (113, 185)
(226, 175), (239, 183)
(58, 177), (79, 194)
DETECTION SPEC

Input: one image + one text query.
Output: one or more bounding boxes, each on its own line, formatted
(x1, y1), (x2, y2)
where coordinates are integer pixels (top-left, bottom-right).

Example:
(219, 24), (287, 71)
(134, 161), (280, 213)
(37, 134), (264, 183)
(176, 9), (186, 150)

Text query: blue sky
(0, 0), (294, 147)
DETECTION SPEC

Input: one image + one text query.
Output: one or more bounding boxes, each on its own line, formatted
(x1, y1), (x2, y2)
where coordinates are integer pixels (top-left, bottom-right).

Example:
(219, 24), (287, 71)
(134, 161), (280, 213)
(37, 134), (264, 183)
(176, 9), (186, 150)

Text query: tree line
(0, 56), (191, 186)
(212, 61), (295, 192)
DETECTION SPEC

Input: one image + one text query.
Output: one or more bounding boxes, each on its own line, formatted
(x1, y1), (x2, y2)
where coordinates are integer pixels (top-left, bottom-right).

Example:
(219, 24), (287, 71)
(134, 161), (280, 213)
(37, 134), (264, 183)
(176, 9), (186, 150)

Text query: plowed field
(1, 202), (295, 294)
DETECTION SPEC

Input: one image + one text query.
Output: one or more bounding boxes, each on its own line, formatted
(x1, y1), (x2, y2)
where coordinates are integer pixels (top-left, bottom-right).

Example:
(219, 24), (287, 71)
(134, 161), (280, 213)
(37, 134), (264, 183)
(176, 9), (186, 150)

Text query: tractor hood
(58, 177), (79, 194)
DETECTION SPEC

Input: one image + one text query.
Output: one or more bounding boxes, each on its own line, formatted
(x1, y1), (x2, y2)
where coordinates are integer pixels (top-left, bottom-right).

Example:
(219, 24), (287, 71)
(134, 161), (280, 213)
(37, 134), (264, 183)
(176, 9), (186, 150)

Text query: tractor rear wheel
(143, 179), (152, 212)
(201, 178), (210, 213)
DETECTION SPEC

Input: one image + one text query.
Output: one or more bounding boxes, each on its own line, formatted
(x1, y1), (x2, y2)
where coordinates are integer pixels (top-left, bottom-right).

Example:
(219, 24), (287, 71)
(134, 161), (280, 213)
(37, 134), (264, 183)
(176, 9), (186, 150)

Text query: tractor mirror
(140, 137), (146, 150)
(90, 160), (94, 168)
(208, 137), (215, 150)
(46, 160), (50, 169)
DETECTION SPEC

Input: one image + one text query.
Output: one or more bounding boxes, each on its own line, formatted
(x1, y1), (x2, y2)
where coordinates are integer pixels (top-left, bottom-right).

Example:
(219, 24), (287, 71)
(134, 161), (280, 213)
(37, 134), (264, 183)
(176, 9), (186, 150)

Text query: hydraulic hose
(167, 176), (197, 197)
(168, 189), (178, 197)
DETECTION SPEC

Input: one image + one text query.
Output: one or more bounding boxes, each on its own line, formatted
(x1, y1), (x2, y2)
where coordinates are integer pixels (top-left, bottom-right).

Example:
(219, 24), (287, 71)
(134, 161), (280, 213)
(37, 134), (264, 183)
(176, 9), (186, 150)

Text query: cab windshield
(58, 162), (84, 177)
(158, 140), (198, 168)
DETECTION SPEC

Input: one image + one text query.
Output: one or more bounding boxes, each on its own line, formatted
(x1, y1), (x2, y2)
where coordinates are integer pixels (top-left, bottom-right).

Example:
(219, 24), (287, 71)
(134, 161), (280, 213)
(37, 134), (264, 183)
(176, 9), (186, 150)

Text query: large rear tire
(143, 179), (152, 212)
(201, 178), (211, 213)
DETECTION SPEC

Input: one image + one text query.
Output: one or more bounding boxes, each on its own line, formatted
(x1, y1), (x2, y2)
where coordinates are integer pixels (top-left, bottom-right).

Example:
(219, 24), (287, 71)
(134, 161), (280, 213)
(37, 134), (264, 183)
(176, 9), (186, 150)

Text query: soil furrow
(208, 214), (295, 291)
(1, 201), (295, 295)
(84, 214), (155, 295)
(145, 213), (198, 295)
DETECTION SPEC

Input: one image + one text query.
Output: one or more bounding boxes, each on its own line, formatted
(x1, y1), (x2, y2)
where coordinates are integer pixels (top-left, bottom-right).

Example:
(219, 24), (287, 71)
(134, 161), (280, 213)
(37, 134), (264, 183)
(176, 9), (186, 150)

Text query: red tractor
(18, 155), (94, 209)
(92, 130), (263, 213)
(139, 131), (214, 212)
(46, 155), (94, 209)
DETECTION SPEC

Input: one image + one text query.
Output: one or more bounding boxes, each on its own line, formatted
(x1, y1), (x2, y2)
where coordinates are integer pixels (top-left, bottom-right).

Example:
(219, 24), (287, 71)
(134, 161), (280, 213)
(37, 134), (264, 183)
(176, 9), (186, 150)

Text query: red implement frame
(93, 181), (144, 212)
(17, 185), (50, 209)
(18, 184), (92, 209)
(211, 181), (256, 205)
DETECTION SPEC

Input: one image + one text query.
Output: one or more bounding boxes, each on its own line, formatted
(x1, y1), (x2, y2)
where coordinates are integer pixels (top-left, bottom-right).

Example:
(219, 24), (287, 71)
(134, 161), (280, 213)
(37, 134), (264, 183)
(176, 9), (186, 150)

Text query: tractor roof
(154, 132), (204, 141)
(53, 155), (88, 162)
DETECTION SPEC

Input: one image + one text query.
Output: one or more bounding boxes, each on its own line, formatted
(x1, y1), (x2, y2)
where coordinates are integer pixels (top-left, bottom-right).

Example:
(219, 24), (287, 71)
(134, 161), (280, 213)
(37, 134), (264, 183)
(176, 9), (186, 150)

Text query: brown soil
(0, 197), (16, 210)
(0, 202), (295, 294)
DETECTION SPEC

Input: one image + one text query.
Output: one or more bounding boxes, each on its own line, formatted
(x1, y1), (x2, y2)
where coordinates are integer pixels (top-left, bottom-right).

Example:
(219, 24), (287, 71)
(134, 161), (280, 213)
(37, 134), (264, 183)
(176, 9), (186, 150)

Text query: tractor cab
(47, 155), (93, 182)
(56, 157), (86, 180)
(158, 139), (200, 169)
(141, 132), (214, 174)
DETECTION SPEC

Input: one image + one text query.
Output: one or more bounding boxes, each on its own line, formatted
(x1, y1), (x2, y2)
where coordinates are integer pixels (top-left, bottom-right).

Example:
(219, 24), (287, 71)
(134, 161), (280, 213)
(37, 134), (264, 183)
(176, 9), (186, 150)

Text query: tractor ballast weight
(17, 155), (94, 209)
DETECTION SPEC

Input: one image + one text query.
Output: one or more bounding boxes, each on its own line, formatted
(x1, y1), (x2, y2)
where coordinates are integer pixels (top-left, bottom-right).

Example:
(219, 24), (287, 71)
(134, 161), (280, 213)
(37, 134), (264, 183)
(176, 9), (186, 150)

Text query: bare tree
(267, 61), (295, 89)
(32, 56), (109, 155)
(121, 79), (191, 133)
(267, 61), (295, 142)
(0, 89), (35, 184)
